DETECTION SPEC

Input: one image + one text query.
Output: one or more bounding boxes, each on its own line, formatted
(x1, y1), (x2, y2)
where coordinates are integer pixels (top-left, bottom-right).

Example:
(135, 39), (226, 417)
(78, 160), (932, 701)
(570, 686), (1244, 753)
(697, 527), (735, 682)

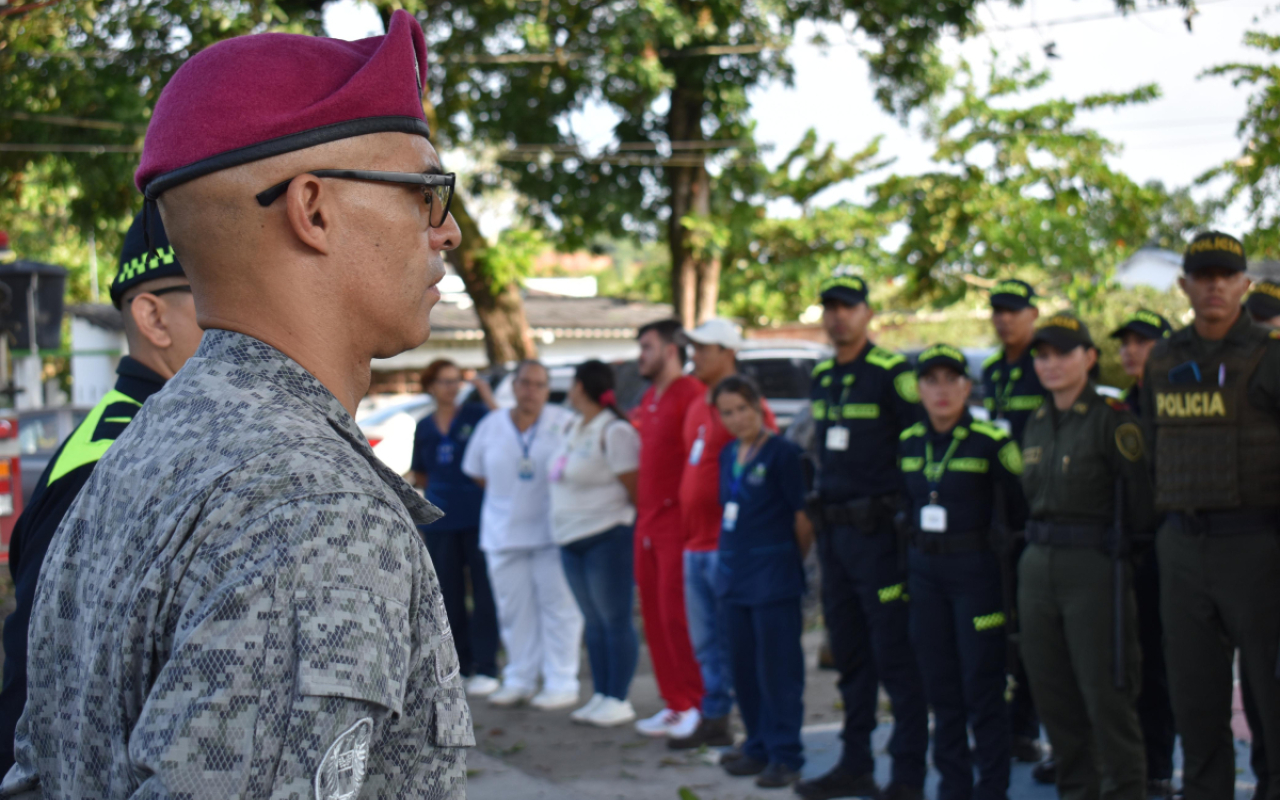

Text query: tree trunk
(446, 195), (537, 364)
(666, 75), (720, 327)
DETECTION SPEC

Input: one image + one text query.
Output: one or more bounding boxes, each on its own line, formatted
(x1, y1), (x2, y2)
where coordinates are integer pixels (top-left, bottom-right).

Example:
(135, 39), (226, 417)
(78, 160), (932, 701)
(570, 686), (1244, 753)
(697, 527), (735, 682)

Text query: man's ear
(284, 175), (332, 255)
(128, 294), (173, 350)
(1177, 275), (1188, 297)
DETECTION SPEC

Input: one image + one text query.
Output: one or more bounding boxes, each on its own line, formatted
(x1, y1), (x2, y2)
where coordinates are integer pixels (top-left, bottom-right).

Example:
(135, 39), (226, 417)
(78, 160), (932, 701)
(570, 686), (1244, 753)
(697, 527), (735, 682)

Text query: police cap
(1183, 231), (1246, 275)
(915, 343), (969, 378)
(1245, 279), (1280, 320)
(820, 266), (868, 306)
(109, 209), (187, 309)
(1032, 312), (1095, 352)
(990, 279), (1036, 311)
(1109, 308), (1173, 341)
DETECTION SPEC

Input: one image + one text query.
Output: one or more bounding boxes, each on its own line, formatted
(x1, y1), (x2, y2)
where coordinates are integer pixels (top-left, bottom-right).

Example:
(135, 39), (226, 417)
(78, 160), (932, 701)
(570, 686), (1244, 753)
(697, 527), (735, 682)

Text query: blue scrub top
(412, 402), (488, 532)
(716, 435), (808, 605)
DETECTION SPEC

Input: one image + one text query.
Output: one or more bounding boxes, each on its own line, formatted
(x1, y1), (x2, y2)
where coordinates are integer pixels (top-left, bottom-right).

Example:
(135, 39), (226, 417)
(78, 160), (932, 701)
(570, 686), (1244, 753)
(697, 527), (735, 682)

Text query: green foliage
(474, 226), (547, 295)
(1199, 31), (1280, 258)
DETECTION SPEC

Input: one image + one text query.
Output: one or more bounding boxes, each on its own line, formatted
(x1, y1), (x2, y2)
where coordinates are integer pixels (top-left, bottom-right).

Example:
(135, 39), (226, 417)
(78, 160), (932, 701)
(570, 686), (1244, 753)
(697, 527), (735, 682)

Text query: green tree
(1199, 31), (1280, 258)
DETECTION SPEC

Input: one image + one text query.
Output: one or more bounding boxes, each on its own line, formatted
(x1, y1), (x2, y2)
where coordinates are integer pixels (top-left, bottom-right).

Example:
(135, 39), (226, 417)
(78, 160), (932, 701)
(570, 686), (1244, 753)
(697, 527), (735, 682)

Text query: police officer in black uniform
(1246, 278), (1280, 328)
(0, 210), (201, 774)
(900, 344), (1029, 800)
(797, 268), (926, 800)
(980, 278), (1046, 765)
(1110, 310), (1178, 799)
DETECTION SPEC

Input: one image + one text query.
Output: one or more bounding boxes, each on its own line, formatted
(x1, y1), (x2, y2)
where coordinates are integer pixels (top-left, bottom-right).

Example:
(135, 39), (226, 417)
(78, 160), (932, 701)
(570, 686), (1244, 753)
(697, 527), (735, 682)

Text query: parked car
(17, 407), (89, 504)
(736, 340), (831, 431)
(356, 395), (436, 478)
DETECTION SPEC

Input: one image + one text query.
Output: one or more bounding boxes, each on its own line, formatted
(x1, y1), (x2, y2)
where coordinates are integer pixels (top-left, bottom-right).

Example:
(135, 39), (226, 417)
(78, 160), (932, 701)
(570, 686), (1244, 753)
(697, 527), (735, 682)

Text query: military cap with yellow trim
(820, 266), (868, 306)
(1109, 308), (1172, 341)
(1245, 279), (1280, 320)
(990, 278), (1037, 311)
(110, 209), (186, 309)
(1032, 312), (1095, 352)
(1183, 231), (1246, 275)
(915, 343), (969, 377)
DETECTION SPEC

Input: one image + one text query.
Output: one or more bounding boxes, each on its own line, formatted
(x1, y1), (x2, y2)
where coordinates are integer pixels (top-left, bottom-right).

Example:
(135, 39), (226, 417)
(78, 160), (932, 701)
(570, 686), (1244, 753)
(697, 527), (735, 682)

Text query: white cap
(680, 317), (743, 349)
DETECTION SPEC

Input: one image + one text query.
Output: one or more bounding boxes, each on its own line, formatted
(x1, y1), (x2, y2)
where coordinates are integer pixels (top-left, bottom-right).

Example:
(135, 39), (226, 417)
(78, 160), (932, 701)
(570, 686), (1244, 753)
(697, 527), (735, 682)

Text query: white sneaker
(465, 675), (501, 697)
(570, 693), (606, 723)
(667, 707), (701, 739)
(530, 689), (579, 711)
(635, 707), (677, 737)
(587, 697), (637, 728)
(488, 684), (534, 707)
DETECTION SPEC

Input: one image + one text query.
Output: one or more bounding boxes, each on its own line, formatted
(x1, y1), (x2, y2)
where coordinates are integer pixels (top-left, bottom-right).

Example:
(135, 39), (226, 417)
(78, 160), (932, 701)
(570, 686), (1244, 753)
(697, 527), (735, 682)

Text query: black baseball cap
(1246, 279), (1280, 320)
(820, 267), (868, 306)
(1183, 231), (1246, 275)
(915, 344), (969, 377)
(1032, 312), (1095, 352)
(1109, 309), (1173, 341)
(110, 208), (187, 309)
(990, 279), (1037, 311)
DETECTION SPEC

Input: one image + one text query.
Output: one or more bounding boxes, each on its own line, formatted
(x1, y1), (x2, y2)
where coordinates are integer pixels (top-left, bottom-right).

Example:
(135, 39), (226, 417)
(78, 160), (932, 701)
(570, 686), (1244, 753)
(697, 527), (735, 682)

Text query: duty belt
(1171, 507), (1280, 537)
(1025, 520), (1110, 549)
(821, 495), (895, 532)
(911, 530), (990, 555)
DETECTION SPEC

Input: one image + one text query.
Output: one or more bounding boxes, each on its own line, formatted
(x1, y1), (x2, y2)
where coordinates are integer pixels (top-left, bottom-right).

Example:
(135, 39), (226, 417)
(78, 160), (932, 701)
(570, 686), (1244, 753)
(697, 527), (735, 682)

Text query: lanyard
(511, 415), (539, 461)
(826, 370), (853, 421)
(923, 434), (963, 503)
(993, 364), (1021, 416)
(729, 434), (769, 500)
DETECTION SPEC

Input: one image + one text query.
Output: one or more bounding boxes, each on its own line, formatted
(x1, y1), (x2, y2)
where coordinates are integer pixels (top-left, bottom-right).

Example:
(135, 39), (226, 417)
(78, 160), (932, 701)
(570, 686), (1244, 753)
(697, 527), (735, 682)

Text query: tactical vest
(1147, 330), (1280, 511)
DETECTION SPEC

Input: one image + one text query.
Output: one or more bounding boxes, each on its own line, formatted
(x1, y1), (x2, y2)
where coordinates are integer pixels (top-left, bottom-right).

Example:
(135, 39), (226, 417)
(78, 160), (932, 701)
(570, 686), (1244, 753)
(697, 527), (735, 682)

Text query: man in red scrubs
(632, 319), (706, 739)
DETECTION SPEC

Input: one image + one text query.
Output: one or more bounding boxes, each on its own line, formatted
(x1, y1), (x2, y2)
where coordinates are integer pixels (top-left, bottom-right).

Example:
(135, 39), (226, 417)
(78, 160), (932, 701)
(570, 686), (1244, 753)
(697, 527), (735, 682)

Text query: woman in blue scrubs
(410, 359), (500, 697)
(713, 375), (813, 790)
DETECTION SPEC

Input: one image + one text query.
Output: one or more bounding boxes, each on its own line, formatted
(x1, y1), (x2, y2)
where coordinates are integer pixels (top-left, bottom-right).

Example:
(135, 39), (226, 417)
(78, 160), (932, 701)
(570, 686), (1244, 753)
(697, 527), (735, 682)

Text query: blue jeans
(684, 549), (734, 719)
(560, 525), (639, 700)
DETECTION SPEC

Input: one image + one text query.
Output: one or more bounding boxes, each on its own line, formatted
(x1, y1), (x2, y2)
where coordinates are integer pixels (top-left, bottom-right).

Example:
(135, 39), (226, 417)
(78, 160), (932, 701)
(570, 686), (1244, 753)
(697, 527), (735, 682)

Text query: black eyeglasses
(255, 169), (456, 228)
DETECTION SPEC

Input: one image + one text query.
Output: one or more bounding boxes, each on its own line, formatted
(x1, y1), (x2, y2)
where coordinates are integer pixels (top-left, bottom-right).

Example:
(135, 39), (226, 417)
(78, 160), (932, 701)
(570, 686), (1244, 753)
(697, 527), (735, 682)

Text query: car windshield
(737, 357), (817, 400)
(18, 412), (64, 455)
(359, 398), (434, 427)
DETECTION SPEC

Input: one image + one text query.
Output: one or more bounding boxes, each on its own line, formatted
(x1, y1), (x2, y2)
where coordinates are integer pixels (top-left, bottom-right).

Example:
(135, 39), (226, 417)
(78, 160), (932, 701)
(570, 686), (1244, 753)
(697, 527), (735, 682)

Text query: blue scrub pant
(726, 597), (805, 770)
(419, 525), (500, 679)
(818, 522), (927, 787)
(908, 548), (1011, 800)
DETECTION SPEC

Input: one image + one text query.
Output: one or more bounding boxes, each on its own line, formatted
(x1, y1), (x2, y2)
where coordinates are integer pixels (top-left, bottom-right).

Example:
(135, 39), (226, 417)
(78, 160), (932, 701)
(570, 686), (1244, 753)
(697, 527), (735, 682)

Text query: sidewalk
(465, 630), (1260, 800)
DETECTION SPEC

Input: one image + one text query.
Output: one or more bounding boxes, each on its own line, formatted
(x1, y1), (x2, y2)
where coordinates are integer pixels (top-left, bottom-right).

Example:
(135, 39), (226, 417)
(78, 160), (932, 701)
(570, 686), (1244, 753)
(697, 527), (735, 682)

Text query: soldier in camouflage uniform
(1, 11), (472, 800)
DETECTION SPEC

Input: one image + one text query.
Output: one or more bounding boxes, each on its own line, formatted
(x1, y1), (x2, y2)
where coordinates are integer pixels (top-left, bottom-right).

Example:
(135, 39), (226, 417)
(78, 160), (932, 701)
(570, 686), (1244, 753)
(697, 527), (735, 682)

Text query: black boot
(795, 766), (881, 800)
(723, 755), (768, 777)
(1032, 758), (1057, 785)
(668, 715), (733, 749)
(1012, 735), (1043, 763)
(755, 761), (801, 788)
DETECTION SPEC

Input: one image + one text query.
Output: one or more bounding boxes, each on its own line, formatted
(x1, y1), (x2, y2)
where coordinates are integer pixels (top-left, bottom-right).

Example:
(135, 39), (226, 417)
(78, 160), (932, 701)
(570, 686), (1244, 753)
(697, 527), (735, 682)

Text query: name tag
(826, 426), (850, 452)
(993, 418), (1012, 435)
(689, 438), (705, 465)
(920, 504), (947, 533)
(518, 458), (535, 481)
(723, 501), (740, 531)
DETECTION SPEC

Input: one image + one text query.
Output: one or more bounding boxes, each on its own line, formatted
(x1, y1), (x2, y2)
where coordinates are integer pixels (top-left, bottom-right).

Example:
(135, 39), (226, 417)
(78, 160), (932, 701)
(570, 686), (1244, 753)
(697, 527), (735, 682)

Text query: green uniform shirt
(1020, 384), (1157, 535)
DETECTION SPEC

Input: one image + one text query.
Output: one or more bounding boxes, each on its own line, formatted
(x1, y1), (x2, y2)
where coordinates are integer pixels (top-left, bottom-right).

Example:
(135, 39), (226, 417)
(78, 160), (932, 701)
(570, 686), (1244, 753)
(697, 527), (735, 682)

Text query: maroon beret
(137, 9), (430, 199)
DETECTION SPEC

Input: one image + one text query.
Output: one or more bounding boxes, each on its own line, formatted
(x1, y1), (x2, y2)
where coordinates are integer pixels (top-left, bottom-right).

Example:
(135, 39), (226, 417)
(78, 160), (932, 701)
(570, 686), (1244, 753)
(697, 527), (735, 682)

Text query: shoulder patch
(1270, 329), (1280, 340)
(982, 349), (1003, 370)
(1115, 422), (1144, 462)
(812, 359), (834, 378)
(969, 420), (1009, 441)
(894, 371), (920, 403)
(1104, 396), (1131, 412)
(866, 346), (906, 371)
(316, 716), (373, 800)
(998, 440), (1024, 475)
(899, 422), (926, 441)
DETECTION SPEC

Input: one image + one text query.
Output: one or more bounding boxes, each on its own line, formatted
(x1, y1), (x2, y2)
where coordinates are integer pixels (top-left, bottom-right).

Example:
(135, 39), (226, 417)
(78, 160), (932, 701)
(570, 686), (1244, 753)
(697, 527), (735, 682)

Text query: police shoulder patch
(998, 441), (1023, 475)
(316, 717), (373, 800)
(1114, 422), (1144, 462)
(894, 371), (920, 403)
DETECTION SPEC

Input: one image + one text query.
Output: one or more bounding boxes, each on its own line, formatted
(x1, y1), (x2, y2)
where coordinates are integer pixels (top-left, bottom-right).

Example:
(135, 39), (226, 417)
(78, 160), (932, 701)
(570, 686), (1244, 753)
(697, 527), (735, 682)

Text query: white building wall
(70, 318), (124, 407)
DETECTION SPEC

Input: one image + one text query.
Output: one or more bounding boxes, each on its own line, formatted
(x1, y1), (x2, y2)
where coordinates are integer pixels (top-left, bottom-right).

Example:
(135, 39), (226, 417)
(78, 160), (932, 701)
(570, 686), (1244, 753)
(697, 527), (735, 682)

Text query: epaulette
(811, 359), (834, 378)
(969, 420), (1009, 441)
(899, 421), (926, 441)
(1103, 396), (1131, 412)
(982, 349), (1003, 370)
(866, 346), (906, 371)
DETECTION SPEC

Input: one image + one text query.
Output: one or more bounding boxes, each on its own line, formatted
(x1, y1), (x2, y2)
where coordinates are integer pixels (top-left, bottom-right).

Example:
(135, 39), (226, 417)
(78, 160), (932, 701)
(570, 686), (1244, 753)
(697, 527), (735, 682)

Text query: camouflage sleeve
(126, 494), (471, 800)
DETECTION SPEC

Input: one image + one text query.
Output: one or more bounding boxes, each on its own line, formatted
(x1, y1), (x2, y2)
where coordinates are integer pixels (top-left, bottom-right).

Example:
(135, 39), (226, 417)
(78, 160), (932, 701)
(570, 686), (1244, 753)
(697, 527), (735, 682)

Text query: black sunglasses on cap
(255, 169), (456, 228)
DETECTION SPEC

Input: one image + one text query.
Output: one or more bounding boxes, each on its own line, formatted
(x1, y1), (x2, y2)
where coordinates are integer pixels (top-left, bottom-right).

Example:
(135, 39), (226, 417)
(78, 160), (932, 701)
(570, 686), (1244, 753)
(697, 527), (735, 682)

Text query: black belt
(1025, 520), (1109, 549)
(821, 495), (895, 531)
(911, 530), (989, 555)
(1171, 507), (1280, 537)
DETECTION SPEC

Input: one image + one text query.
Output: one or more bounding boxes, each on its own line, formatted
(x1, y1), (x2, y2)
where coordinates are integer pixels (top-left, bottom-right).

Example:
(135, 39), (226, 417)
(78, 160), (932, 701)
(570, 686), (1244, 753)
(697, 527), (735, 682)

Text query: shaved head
(156, 131), (461, 411)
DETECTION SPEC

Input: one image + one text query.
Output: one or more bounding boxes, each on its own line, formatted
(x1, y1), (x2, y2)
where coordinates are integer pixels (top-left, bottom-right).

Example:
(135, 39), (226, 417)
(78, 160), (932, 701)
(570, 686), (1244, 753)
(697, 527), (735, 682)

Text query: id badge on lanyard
(723, 501), (740, 531)
(826, 426), (850, 451)
(920, 504), (947, 532)
(690, 425), (706, 465)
